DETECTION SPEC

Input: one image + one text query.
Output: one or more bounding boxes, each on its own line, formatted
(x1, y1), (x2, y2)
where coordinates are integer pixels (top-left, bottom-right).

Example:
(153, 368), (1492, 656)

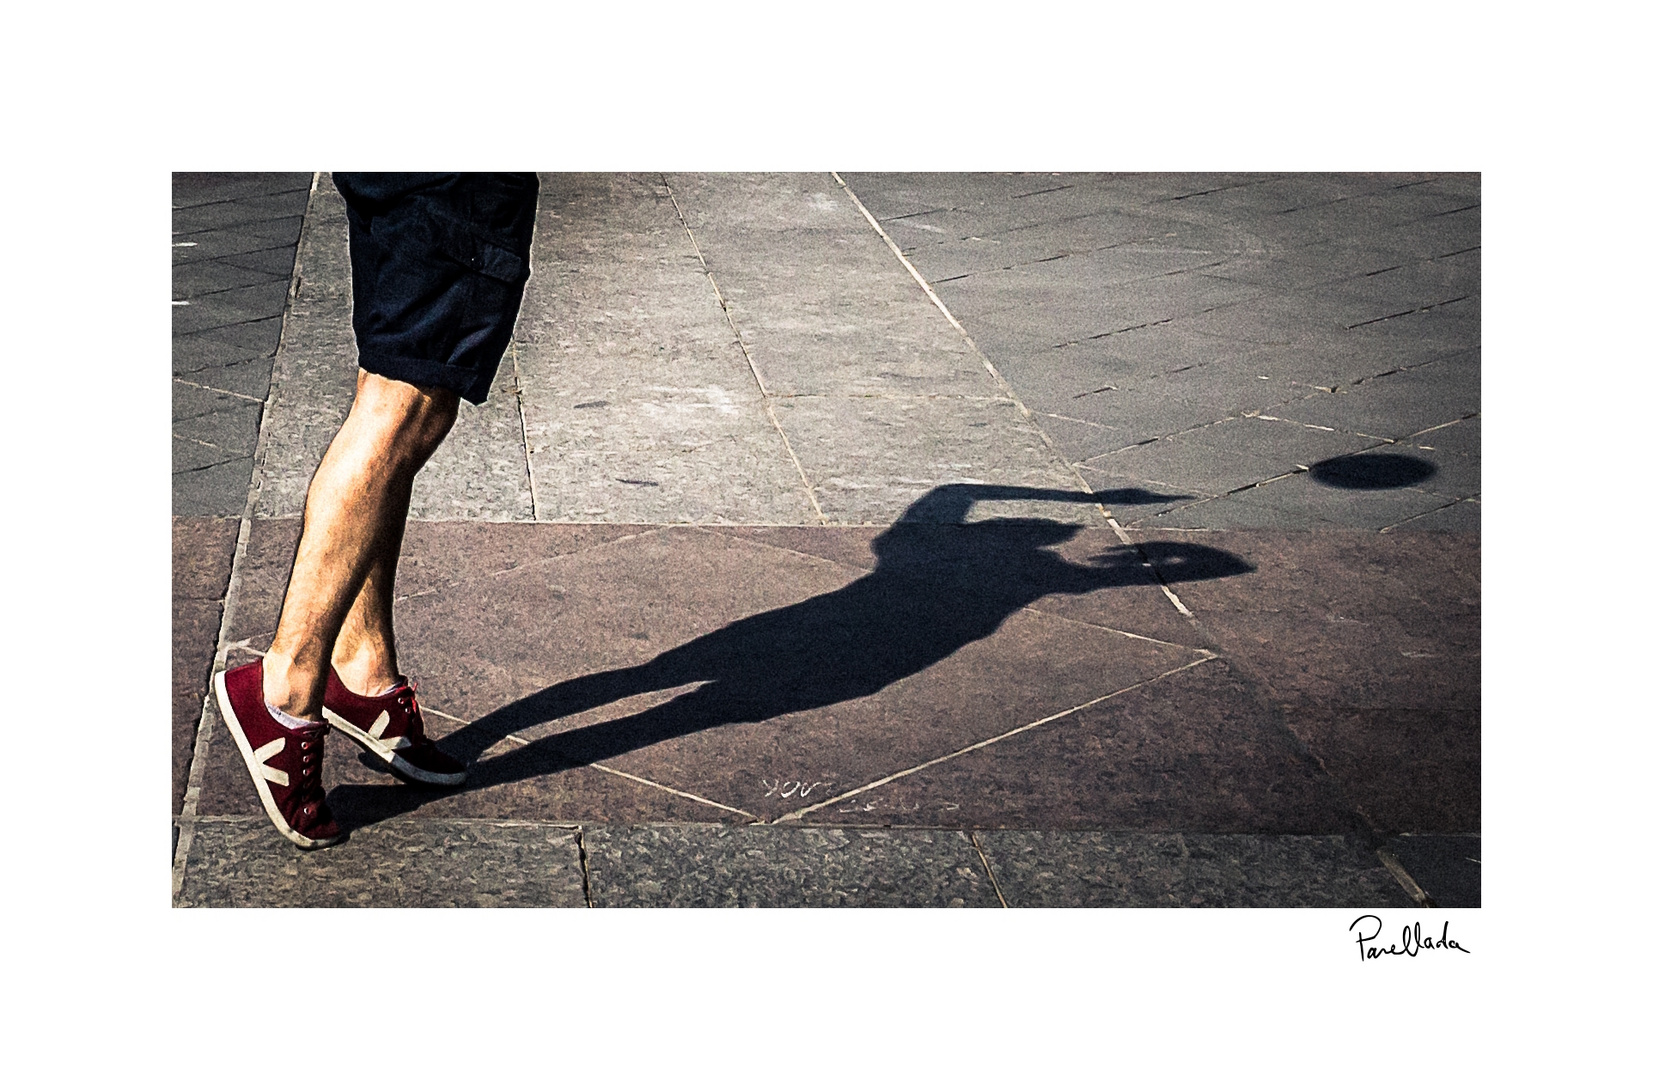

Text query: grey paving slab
(172, 255), (293, 299)
(1368, 207), (1481, 262)
(658, 173), (1081, 526)
(172, 456), (258, 518)
(177, 818), (587, 907)
(1404, 413), (1480, 456)
(1027, 412), (1148, 464)
(173, 172), (313, 208)
(252, 176), (535, 521)
(893, 215), (1165, 283)
(173, 315), (287, 366)
(1198, 252), (1379, 293)
(1168, 294), (1354, 347)
(1345, 296), (1480, 348)
(1140, 471), (1457, 532)
(514, 175), (815, 524)
(583, 824), (1000, 907)
(977, 831), (1416, 907)
(172, 397), (261, 466)
(937, 264), (1267, 352)
(1386, 497), (1480, 532)
(172, 189), (312, 234)
(1234, 338), (1471, 394)
(1386, 834), (1480, 907)
(171, 323), (282, 376)
(171, 281), (291, 335)
(1028, 369), (1306, 460)
(1306, 252), (1480, 314)
(173, 221), (310, 263)
(171, 380), (262, 516)
(1326, 443), (1480, 504)
(684, 230), (987, 399)
(1007, 321), (1270, 395)
(1080, 417), (1380, 499)
(174, 355), (277, 401)
(776, 395), (1090, 524)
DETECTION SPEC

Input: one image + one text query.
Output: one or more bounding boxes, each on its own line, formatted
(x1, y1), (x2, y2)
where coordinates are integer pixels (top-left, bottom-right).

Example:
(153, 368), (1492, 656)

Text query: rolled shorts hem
(355, 351), (502, 406)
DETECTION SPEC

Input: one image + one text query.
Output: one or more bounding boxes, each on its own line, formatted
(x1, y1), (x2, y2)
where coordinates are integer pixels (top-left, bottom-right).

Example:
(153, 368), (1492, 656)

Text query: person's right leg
(215, 370), (457, 848)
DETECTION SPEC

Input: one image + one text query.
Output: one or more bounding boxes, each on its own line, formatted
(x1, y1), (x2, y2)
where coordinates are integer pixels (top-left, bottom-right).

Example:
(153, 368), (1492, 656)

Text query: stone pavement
(172, 172), (1479, 907)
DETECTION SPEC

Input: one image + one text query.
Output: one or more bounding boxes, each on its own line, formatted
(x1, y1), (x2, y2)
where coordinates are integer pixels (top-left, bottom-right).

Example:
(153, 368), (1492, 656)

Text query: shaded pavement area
(173, 173), (1478, 907)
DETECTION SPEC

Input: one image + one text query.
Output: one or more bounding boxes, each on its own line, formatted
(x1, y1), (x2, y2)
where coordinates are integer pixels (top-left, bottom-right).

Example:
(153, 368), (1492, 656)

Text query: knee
(351, 371), (460, 467)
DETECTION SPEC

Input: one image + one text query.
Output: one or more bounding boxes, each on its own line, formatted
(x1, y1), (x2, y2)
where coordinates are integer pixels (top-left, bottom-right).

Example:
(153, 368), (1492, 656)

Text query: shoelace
(294, 728), (326, 813)
(393, 679), (426, 740)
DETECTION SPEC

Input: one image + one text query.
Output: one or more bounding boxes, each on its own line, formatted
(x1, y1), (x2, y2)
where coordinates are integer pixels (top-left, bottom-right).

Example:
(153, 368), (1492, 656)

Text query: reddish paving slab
(172, 517), (239, 812)
(1280, 705), (1479, 833)
(1140, 528), (1480, 832)
(727, 524), (1212, 650)
(822, 658), (1358, 833)
(194, 690), (746, 826)
(197, 519), (1247, 831)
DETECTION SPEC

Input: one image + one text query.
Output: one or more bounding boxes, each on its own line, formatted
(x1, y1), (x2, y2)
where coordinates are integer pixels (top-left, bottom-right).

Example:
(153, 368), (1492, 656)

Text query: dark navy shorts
(334, 173), (539, 405)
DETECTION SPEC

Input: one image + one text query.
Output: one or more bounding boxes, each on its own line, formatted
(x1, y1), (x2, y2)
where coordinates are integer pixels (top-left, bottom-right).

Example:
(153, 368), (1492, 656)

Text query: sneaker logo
(367, 710), (415, 750)
(254, 737), (289, 788)
(323, 707), (416, 752)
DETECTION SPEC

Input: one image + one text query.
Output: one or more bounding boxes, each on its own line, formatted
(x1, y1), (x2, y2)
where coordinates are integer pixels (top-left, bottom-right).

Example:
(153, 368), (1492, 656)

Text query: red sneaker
(213, 659), (342, 849)
(323, 670), (467, 786)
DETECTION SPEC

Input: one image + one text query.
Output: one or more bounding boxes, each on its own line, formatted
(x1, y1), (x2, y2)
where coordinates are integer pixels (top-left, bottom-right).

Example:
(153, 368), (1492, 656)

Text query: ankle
(261, 652), (324, 723)
(332, 654), (402, 698)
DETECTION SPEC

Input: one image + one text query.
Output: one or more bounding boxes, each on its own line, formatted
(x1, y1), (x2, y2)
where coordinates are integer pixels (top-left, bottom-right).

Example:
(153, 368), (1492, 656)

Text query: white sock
(266, 700), (321, 731)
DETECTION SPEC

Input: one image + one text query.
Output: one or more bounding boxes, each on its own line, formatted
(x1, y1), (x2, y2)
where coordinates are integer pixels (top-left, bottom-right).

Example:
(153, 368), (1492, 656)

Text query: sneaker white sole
(323, 708), (467, 786)
(214, 670), (341, 850)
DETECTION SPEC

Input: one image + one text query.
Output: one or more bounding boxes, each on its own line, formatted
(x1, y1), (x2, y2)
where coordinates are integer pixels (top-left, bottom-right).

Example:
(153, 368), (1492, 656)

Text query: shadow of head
(1309, 452), (1436, 489)
(1116, 541), (1255, 583)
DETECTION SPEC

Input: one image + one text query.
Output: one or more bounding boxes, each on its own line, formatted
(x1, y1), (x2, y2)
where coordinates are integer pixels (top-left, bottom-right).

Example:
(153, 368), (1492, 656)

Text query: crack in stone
(1345, 294), (1474, 329)
(173, 452), (252, 476)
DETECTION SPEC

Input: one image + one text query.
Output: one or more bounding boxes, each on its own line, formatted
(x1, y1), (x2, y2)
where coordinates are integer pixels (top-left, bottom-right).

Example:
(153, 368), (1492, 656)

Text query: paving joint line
(773, 656), (1217, 822)
(171, 185), (313, 212)
(478, 720), (758, 819)
(662, 174), (827, 525)
(1018, 604), (1215, 654)
(507, 338), (540, 521)
(575, 826), (594, 907)
(1376, 846), (1433, 906)
(172, 454), (252, 476)
(1377, 495), (1477, 534)
(173, 171), (321, 904)
(386, 526), (666, 601)
(171, 376), (269, 404)
(833, 171), (1211, 625)
(969, 830), (1010, 907)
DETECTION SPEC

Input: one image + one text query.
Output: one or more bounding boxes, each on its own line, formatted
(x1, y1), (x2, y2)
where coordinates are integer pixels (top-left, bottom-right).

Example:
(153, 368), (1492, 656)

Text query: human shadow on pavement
(329, 483), (1251, 827)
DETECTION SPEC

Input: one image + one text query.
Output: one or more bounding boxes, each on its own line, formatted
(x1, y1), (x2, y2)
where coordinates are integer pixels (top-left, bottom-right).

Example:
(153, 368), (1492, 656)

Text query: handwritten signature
(1350, 915), (1470, 961)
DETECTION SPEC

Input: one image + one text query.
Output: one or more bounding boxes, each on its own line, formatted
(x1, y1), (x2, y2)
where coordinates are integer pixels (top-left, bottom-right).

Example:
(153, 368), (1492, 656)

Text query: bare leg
(329, 487), (413, 698)
(263, 370), (459, 721)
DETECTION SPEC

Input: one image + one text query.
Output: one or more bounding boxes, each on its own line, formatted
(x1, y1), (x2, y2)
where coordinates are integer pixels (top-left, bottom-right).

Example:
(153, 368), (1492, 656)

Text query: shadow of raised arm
(893, 482), (1186, 525)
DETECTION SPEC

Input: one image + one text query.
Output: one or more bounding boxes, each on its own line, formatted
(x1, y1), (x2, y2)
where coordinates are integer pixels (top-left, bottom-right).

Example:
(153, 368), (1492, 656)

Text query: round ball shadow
(1308, 452), (1436, 489)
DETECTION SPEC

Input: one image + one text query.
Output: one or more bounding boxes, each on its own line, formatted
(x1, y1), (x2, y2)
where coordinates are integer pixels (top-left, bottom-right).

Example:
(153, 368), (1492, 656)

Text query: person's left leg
(328, 443), (418, 699)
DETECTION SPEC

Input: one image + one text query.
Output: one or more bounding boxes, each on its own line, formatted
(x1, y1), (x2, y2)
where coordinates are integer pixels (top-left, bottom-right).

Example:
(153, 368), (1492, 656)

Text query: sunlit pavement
(173, 172), (1477, 907)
